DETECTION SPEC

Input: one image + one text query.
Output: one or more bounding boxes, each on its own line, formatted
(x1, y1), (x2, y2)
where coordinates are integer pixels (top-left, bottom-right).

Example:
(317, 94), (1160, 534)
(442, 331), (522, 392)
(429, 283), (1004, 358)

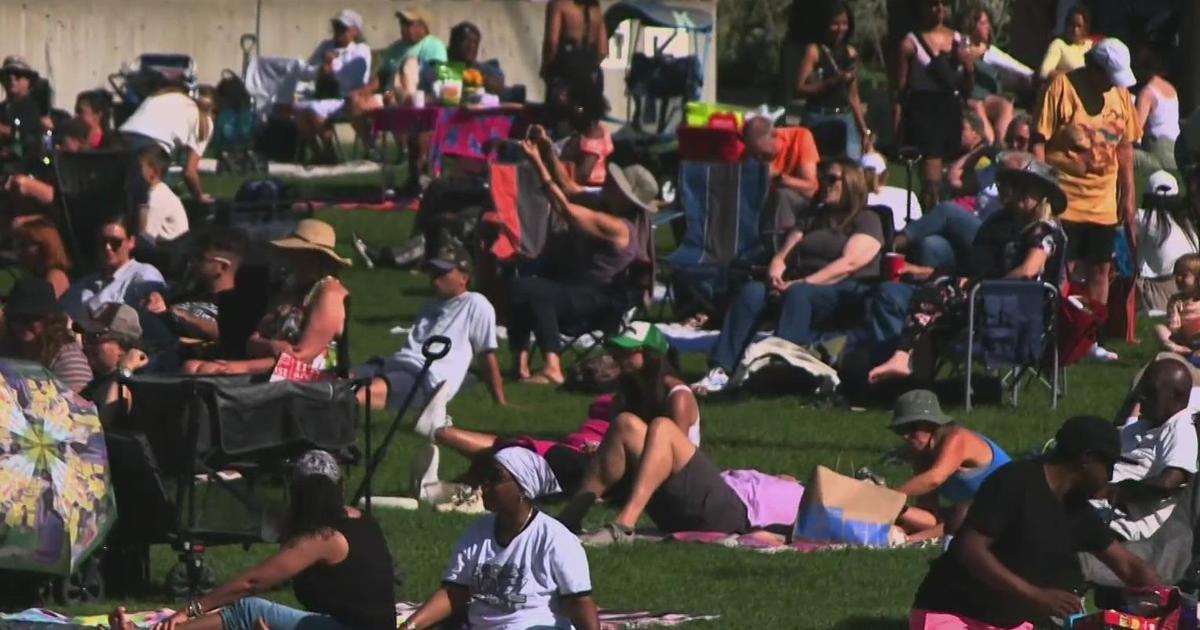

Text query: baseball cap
(1048, 416), (1135, 464)
(332, 8), (364, 31)
(607, 321), (670, 354)
(859, 152), (888, 174)
(425, 244), (472, 275)
(75, 303), (143, 346)
(1086, 38), (1136, 89)
(293, 449), (342, 483)
(1148, 170), (1179, 195)
(5, 278), (59, 322)
(395, 7), (433, 25)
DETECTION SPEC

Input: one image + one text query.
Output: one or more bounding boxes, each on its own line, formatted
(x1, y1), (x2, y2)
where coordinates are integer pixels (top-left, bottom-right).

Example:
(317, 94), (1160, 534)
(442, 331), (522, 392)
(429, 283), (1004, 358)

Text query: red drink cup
(885, 253), (905, 282)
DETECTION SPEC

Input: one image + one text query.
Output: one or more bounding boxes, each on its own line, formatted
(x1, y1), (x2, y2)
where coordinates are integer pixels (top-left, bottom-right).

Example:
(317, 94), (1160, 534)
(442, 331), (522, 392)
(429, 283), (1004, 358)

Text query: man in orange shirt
(743, 115), (821, 232)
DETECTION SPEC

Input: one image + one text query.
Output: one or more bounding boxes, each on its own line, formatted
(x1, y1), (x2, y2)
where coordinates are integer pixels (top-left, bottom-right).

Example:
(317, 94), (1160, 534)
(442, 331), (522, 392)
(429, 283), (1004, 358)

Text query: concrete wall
(0, 0), (717, 120)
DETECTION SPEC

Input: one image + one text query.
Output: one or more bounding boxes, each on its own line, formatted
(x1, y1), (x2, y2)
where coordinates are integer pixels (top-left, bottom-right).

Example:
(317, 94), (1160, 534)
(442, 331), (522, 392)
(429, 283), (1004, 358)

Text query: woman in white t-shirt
(402, 447), (601, 630)
(1136, 171), (1199, 313)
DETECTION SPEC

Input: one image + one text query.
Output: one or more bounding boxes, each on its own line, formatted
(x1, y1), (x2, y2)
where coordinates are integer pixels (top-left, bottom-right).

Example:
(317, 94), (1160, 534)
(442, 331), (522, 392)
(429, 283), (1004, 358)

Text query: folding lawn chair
(961, 279), (1062, 411)
(662, 159), (772, 321)
(53, 148), (140, 273)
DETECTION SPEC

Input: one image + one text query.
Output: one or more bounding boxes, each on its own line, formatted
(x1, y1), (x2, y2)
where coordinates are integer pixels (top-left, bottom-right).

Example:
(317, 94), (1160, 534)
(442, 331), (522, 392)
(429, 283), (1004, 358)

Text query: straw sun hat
(270, 219), (353, 267)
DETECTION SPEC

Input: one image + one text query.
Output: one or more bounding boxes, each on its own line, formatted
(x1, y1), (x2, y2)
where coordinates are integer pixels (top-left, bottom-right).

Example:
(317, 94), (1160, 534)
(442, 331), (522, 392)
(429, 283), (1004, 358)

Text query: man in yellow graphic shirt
(1033, 38), (1141, 361)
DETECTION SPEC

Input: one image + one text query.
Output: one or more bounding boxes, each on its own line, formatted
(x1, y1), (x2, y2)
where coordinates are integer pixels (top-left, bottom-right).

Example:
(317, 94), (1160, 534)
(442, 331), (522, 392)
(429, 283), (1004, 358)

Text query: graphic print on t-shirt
(472, 561), (529, 609)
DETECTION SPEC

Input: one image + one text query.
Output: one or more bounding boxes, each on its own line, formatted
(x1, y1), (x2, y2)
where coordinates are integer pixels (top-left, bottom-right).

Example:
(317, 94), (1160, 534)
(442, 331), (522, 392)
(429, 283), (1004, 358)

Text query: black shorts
(902, 91), (962, 160)
(1061, 221), (1116, 265)
(645, 451), (750, 534)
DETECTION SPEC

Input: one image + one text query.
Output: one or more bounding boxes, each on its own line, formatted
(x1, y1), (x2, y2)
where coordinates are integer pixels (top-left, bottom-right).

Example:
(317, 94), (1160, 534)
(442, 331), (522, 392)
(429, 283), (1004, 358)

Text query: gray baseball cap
(75, 303), (143, 346)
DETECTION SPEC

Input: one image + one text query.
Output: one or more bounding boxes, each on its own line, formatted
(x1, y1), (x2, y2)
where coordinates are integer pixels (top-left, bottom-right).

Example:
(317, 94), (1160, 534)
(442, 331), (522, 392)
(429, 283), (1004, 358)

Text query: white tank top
(1144, 84), (1181, 142)
(669, 384), (702, 447)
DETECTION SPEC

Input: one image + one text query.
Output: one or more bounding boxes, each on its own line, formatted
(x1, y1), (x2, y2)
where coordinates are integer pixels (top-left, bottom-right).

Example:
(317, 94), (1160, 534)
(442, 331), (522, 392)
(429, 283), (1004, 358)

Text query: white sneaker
(413, 380), (452, 440)
(1087, 342), (1119, 362)
(434, 485), (486, 514)
(410, 443), (440, 498)
(690, 367), (729, 394)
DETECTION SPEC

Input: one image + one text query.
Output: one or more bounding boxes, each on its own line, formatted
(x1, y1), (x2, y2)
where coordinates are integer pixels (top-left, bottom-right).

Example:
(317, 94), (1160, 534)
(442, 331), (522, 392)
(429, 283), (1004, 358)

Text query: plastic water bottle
(10, 117), (23, 159)
(40, 128), (53, 166)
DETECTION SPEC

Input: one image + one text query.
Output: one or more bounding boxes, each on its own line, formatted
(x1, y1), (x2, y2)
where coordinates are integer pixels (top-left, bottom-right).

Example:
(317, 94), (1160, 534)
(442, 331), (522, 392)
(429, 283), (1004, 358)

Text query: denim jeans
(867, 282), (917, 360)
(219, 597), (352, 630)
(803, 110), (862, 160)
(900, 201), (982, 273)
(710, 280), (869, 372)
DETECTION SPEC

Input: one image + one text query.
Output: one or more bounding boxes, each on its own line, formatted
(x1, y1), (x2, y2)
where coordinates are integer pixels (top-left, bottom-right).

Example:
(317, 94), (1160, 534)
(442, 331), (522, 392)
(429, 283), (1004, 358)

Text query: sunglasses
(99, 236), (127, 250)
(822, 172), (845, 183)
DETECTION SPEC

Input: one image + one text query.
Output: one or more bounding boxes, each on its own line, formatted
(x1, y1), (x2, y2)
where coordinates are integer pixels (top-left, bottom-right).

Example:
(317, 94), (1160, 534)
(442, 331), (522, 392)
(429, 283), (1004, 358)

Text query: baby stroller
(103, 375), (359, 598)
(212, 71), (265, 176)
(604, 0), (713, 199)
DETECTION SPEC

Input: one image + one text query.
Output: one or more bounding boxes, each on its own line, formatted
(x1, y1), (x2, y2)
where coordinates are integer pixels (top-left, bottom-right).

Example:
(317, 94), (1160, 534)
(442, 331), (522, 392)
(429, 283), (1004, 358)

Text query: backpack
(234, 177), (292, 207)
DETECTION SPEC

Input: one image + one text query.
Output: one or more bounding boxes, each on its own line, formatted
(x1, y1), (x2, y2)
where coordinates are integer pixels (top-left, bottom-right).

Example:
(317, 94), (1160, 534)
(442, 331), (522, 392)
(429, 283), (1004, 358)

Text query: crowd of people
(0, 0), (1192, 628)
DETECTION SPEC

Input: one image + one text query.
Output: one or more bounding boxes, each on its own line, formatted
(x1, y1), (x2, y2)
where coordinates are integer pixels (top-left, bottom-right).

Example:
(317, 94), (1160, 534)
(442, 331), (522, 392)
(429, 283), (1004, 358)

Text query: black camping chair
(53, 148), (140, 273)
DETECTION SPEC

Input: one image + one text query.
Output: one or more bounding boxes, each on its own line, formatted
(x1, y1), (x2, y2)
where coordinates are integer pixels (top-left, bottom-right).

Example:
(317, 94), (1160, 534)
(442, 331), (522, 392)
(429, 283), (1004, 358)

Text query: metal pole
(255, 0), (263, 56)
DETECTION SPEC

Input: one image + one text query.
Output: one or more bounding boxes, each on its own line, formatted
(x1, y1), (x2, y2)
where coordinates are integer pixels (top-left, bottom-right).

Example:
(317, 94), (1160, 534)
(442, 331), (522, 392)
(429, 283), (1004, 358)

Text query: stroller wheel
(54, 558), (105, 604)
(165, 555), (217, 600)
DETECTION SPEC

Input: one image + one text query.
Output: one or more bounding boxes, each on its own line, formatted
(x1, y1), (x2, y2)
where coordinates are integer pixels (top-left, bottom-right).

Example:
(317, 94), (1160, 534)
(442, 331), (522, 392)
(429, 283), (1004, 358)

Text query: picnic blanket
(393, 602), (718, 629)
(665, 531), (944, 554)
(2, 604), (718, 630)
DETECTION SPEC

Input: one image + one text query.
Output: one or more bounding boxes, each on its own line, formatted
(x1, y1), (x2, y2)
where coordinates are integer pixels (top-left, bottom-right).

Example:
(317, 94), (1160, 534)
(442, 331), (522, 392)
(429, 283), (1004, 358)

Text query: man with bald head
(1098, 358), (1198, 542)
(742, 114), (820, 233)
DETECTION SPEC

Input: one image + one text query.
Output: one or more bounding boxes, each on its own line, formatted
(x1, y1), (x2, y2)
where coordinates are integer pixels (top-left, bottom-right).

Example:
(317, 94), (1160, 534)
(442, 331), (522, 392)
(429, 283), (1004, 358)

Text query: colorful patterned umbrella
(0, 359), (115, 576)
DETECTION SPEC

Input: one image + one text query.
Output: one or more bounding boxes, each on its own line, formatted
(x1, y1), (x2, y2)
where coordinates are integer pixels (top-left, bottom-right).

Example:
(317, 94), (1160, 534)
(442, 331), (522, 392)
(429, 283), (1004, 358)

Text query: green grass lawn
(50, 172), (1168, 628)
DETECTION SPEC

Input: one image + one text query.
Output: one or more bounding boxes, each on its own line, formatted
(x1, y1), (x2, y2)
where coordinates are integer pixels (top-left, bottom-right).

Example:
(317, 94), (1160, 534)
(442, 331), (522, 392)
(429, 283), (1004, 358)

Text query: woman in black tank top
(893, 0), (976, 209)
(795, 1), (871, 159)
(109, 450), (397, 630)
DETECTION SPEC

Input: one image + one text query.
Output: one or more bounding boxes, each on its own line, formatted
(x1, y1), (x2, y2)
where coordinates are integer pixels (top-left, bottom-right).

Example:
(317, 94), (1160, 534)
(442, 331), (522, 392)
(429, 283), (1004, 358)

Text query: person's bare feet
(868, 353), (912, 383)
(109, 607), (136, 630)
(521, 371), (564, 386)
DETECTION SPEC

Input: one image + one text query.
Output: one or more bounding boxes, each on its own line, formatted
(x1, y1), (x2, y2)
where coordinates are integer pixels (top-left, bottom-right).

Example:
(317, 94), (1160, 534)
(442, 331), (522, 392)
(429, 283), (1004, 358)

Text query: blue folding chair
(963, 279), (1061, 411)
(662, 160), (772, 319)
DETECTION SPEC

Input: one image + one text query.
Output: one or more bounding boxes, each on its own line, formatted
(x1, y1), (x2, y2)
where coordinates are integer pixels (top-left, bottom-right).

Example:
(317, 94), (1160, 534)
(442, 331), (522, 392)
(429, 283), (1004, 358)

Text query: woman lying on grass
(109, 450), (395, 630)
(885, 390), (1010, 542)
(401, 447), (601, 630)
(410, 322), (701, 498)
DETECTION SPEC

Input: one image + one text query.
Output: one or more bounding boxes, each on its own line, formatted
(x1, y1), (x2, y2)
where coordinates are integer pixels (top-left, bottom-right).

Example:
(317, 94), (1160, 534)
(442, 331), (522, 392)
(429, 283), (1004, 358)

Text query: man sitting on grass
(556, 413), (802, 545)
(354, 245), (507, 413)
(909, 416), (1162, 629)
(1081, 359), (1198, 586)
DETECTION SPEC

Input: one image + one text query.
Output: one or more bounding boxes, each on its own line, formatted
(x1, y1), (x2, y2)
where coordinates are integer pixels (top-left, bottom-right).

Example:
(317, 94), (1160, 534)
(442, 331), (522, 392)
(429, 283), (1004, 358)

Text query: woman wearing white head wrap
(403, 447), (600, 630)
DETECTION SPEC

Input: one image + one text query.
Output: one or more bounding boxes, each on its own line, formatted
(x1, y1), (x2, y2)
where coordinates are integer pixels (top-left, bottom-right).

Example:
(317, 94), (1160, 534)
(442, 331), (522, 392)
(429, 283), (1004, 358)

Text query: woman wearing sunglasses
(883, 389), (1010, 543)
(869, 153), (1067, 383)
(692, 158), (884, 395)
(402, 447), (600, 630)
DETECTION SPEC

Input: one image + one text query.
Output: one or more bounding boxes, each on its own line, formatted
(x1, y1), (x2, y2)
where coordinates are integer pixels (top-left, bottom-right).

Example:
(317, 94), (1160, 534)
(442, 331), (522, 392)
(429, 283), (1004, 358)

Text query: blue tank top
(938, 433), (1011, 504)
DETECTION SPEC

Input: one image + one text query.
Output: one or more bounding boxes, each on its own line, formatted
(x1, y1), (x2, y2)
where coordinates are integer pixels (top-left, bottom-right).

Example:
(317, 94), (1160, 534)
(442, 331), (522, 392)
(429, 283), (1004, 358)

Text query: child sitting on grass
(1156, 254), (1200, 362)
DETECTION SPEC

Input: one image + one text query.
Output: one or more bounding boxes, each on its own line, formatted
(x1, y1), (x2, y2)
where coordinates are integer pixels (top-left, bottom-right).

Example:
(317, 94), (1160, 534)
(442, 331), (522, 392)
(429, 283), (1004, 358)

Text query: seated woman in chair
(509, 142), (656, 386)
(292, 9), (372, 164)
(183, 219), (349, 376)
(692, 158), (884, 395)
(869, 153), (1067, 383)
